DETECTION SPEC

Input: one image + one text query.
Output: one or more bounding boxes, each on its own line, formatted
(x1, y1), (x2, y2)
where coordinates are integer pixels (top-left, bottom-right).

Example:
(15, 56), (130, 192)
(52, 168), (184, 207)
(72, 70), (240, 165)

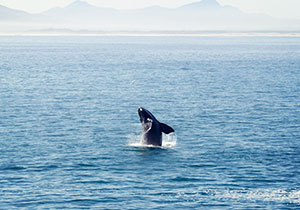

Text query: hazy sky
(0, 0), (300, 19)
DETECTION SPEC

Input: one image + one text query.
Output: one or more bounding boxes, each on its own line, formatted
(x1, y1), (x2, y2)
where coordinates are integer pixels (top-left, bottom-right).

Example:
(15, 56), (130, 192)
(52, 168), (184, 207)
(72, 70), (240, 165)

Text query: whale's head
(138, 107), (156, 124)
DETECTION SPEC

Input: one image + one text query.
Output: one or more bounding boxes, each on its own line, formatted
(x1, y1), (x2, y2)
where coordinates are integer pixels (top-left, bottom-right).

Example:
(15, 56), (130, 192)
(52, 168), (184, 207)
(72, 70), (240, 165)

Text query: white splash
(162, 133), (177, 148)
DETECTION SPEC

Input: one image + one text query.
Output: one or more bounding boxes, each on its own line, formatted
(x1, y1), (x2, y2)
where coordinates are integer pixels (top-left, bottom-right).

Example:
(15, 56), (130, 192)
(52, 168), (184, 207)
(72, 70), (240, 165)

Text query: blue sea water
(0, 36), (300, 209)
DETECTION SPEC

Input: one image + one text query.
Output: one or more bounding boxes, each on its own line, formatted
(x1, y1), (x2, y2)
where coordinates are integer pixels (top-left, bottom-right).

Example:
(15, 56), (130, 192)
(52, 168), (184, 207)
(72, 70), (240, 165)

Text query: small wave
(170, 176), (215, 182)
(77, 163), (97, 167)
(76, 180), (111, 184)
(0, 164), (26, 171)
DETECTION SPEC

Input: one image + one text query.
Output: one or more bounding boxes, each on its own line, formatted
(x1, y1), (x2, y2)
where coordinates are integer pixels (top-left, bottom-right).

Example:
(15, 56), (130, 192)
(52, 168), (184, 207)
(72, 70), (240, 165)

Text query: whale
(138, 107), (175, 146)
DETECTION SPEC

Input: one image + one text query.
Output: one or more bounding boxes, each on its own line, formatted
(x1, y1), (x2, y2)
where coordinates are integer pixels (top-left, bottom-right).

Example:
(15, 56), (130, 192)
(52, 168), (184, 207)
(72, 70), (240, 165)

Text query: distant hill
(0, 0), (299, 33)
(0, 4), (33, 21)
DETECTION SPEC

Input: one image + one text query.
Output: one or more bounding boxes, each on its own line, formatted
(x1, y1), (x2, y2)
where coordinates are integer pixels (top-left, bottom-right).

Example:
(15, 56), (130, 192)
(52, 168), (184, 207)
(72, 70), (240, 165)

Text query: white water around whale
(128, 133), (177, 148)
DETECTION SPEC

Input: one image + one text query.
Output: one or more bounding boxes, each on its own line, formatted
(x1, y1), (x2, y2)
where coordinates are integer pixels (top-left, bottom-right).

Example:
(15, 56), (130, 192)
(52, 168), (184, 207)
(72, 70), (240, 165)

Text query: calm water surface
(0, 36), (300, 209)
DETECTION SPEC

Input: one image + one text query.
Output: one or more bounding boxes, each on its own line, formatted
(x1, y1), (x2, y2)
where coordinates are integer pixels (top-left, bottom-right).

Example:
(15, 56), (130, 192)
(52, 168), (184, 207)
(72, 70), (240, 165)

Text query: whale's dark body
(138, 107), (175, 146)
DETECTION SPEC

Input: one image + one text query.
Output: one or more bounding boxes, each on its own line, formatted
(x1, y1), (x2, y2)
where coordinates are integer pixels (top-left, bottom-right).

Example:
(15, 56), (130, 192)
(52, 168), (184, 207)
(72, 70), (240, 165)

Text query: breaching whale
(138, 107), (175, 146)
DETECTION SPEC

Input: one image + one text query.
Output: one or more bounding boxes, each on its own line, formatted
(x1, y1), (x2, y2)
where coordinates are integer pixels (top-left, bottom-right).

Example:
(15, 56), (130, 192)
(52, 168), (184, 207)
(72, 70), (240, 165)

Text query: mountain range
(0, 0), (299, 33)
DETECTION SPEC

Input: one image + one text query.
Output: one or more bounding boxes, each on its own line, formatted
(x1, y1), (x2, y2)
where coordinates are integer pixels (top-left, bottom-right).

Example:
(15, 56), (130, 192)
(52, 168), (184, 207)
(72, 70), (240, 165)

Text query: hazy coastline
(1, 29), (300, 37)
(1, 0), (300, 37)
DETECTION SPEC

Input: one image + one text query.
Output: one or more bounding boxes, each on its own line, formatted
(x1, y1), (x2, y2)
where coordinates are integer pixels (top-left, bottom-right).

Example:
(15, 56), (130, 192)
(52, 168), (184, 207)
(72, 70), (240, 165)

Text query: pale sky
(0, 0), (300, 19)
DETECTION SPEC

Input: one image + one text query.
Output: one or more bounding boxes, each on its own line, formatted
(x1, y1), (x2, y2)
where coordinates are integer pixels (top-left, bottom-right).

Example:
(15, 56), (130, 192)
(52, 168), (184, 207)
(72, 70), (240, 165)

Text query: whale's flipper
(160, 123), (175, 134)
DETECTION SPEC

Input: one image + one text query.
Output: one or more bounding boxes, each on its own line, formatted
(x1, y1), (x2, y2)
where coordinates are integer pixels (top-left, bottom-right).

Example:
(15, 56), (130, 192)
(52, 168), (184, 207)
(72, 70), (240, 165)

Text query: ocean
(0, 36), (300, 209)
